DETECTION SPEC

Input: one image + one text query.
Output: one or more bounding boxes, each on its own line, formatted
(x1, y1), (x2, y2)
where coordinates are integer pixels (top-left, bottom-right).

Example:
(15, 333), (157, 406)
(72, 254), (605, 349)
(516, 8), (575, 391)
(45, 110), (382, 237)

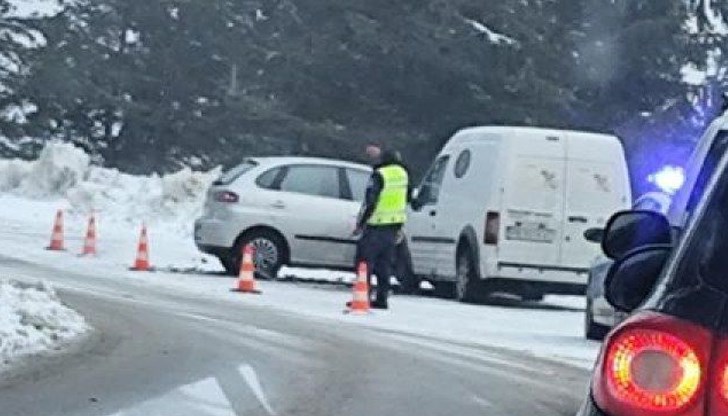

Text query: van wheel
(232, 230), (286, 279)
(585, 297), (610, 341)
(455, 249), (480, 303)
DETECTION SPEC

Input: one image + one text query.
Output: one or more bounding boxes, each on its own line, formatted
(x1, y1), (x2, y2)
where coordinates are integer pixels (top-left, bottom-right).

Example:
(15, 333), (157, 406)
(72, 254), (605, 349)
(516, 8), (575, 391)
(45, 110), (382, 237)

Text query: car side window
(256, 167), (282, 189)
(278, 165), (341, 199)
(418, 156), (450, 206)
(346, 169), (371, 202)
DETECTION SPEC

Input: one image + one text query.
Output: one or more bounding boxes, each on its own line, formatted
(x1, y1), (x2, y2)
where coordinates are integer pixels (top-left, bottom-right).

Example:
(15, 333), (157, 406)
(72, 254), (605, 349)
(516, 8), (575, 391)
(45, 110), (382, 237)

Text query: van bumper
(483, 261), (588, 295)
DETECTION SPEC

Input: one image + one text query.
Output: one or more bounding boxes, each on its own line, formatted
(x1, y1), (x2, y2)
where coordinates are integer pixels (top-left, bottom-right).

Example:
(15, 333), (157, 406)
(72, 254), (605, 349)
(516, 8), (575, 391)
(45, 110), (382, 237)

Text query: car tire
(585, 297), (610, 341)
(455, 248), (480, 303)
(232, 229), (287, 279)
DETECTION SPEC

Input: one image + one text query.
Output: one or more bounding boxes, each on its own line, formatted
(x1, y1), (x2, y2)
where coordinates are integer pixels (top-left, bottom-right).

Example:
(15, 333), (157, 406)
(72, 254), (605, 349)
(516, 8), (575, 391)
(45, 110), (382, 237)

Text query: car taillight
(484, 211), (500, 245)
(593, 312), (711, 416)
(215, 190), (239, 203)
(707, 339), (728, 414)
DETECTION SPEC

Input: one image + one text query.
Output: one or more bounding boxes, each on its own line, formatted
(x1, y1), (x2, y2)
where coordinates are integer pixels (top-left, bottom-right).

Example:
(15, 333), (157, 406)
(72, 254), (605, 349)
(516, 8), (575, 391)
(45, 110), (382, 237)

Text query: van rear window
(214, 160), (258, 185)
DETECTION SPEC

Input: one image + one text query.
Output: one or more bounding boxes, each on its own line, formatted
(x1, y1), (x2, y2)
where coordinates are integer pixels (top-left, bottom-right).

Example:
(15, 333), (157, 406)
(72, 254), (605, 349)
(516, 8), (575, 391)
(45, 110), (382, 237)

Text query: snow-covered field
(0, 279), (89, 369)
(0, 142), (601, 369)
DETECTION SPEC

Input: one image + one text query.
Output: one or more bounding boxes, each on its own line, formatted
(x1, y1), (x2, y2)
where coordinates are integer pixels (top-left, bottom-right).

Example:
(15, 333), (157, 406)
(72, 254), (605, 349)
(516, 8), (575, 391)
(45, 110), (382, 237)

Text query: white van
(405, 126), (632, 302)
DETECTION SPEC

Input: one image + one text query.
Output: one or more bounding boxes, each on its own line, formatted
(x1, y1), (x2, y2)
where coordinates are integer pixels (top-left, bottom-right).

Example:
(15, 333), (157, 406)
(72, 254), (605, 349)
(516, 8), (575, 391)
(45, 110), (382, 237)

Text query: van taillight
(484, 211), (500, 245)
(592, 312), (711, 416)
(215, 190), (239, 203)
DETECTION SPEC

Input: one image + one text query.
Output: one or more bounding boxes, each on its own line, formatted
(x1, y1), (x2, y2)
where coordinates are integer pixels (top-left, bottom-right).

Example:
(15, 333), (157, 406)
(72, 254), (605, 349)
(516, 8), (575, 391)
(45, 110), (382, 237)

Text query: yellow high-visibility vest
(368, 165), (408, 226)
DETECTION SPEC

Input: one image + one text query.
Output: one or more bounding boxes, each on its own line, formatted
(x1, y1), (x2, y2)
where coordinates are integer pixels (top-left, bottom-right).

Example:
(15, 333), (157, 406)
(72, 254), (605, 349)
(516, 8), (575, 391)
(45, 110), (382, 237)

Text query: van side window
(418, 156), (450, 206)
(454, 149), (471, 179)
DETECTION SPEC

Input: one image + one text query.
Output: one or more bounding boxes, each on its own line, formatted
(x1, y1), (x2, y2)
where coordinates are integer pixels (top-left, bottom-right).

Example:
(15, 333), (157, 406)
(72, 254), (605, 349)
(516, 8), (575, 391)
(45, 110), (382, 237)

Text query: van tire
(455, 248), (480, 303)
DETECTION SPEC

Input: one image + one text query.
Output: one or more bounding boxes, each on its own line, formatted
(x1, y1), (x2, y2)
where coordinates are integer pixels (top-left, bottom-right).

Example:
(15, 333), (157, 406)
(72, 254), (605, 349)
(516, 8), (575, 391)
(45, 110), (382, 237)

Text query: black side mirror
(605, 245), (671, 312)
(602, 210), (672, 260)
(584, 228), (604, 243)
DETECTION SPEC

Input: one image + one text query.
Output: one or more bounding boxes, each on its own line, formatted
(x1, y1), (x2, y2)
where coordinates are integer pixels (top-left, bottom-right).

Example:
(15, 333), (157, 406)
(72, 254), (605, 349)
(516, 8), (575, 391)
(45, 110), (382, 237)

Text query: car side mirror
(602, 210), (672, 260)
(604, 245), (671, 312)
(584, 228), (604, 243)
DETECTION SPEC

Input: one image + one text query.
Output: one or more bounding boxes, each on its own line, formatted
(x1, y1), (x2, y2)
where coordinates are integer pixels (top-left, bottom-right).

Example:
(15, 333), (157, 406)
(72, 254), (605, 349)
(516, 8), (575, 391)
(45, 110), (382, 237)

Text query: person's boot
(371, 298), (388, 310)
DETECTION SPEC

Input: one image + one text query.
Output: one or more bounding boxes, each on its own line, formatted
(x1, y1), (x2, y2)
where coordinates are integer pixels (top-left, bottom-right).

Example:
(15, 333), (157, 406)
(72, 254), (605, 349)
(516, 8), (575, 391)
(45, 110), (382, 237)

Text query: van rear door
(498, 134), (566, 267)
(561, 134), (630, 269)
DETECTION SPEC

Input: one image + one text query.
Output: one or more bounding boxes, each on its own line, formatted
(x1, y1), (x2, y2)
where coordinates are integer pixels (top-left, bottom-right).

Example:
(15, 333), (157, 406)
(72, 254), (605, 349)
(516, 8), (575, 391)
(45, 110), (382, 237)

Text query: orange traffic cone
(46, 210), (65, 251)
(80, 214), (97, 256)
(345, 262), (370, 314)
(233, 244), (261, 294)
(130, 224), (151, 271)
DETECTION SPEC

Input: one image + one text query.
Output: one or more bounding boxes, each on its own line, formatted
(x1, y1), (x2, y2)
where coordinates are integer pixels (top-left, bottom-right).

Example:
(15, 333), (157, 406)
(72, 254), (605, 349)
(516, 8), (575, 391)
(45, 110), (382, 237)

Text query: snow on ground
(0, 142), (601, 369)
(0, 279), (89, 369)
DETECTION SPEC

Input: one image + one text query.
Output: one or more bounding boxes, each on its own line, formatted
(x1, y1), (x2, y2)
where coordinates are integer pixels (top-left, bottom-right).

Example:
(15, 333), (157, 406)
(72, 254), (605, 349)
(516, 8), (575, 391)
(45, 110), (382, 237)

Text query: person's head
(380, 149), (401, 165)
(365, 143), (382, 164)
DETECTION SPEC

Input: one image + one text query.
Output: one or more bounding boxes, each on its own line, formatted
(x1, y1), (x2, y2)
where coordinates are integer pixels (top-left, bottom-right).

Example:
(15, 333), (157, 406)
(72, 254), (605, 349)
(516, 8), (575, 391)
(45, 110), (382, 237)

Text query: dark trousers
(356, 226), (398, 303)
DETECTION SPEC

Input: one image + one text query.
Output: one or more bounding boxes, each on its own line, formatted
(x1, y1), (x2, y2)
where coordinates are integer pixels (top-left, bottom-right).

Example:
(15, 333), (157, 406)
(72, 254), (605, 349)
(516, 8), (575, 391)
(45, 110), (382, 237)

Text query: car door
(272, 164), (357, 267)
(406, 155), (451, 277)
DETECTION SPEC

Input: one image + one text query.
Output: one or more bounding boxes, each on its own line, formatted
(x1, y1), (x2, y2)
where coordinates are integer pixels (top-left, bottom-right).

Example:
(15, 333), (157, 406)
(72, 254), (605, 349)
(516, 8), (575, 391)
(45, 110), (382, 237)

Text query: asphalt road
(0, 257), (590, 416)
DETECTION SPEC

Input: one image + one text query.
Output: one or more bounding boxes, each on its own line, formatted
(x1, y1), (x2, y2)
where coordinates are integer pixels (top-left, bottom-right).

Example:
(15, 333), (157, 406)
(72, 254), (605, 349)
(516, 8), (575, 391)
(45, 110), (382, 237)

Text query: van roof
(447, 126), (619, 147)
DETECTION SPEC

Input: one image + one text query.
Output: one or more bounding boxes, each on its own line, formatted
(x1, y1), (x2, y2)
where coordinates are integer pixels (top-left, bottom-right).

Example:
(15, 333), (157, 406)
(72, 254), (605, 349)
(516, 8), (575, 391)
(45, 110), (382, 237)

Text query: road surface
(0, 256), (590, 416)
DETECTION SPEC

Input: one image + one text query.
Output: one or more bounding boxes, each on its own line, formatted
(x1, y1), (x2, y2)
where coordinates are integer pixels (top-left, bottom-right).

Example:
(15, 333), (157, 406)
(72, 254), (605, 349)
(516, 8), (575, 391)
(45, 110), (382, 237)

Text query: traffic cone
(46, 210), (65, 251)
(130, 224), (151, 271)
(345, 262), (370, 315)
(80, 214), (97, 256)
(233, 244), (261, 294)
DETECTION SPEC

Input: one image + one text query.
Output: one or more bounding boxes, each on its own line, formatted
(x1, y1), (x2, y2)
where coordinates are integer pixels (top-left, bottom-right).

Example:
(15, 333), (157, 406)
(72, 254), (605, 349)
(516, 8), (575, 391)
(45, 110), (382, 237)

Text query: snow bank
(0, 142), (220, 234)
(0, 279), (89, 367)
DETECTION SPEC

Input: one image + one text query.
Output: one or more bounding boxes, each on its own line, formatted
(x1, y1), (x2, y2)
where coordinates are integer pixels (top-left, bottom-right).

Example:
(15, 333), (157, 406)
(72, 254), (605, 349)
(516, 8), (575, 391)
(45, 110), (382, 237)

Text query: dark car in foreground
(578, 146), (728, 414)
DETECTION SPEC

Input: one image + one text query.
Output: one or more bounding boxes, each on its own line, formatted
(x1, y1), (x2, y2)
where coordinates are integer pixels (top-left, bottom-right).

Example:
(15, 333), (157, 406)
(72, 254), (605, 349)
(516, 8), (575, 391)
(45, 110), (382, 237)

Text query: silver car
(194, 157), (372, 277)
(584, 191), (671, 340)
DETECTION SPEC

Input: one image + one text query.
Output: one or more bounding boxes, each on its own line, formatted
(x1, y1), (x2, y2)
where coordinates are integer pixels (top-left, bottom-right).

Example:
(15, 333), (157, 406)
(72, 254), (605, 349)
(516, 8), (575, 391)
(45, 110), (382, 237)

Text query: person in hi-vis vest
(354, 148), (409, 309)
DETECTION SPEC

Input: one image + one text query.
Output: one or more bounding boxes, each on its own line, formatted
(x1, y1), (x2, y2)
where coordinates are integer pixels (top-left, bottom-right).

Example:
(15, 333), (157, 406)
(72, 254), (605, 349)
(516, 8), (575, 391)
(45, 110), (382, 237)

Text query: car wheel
(585, 297), (610, 341)
(233, 230), (287, 279)
(455, 248), (480, 303)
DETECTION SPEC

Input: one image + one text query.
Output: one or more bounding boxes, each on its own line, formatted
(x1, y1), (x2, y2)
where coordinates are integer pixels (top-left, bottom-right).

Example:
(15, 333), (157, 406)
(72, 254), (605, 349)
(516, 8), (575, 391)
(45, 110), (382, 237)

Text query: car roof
(246, 156), (371, 171)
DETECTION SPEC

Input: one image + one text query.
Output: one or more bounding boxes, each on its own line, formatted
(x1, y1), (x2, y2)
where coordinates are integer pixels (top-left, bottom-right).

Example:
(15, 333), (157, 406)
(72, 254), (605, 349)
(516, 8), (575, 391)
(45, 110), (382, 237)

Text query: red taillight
(484, 211), (500, 245)
(593, 312), (711, 416)
(215, 190), (239, 203)
(707, 339), (728, 414)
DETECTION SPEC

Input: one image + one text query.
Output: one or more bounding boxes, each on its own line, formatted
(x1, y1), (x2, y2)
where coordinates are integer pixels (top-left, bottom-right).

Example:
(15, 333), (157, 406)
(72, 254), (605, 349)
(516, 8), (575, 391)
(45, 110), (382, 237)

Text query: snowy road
(0, 256), (590, 416)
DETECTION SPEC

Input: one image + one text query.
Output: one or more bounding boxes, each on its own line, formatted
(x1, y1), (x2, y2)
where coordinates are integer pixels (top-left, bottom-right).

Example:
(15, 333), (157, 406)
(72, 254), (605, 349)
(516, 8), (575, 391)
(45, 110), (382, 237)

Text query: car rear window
(213, 160), (258, 185)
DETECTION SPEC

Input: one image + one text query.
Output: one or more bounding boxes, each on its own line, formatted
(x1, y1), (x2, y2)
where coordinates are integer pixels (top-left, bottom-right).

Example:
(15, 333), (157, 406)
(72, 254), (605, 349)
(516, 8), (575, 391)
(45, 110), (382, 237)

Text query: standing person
(353, 148), (409, 309)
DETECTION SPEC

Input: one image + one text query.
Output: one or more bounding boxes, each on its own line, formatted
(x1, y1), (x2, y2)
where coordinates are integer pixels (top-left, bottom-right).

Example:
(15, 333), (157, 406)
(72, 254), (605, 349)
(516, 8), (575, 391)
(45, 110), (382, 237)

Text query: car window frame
(645, 146), (728, 308)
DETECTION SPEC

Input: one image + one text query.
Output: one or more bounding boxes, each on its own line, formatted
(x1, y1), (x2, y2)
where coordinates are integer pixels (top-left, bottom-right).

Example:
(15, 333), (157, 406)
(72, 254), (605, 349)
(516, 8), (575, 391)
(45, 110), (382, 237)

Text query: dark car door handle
(568, 216), (588, 223)
(429, 210), (437, 217)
